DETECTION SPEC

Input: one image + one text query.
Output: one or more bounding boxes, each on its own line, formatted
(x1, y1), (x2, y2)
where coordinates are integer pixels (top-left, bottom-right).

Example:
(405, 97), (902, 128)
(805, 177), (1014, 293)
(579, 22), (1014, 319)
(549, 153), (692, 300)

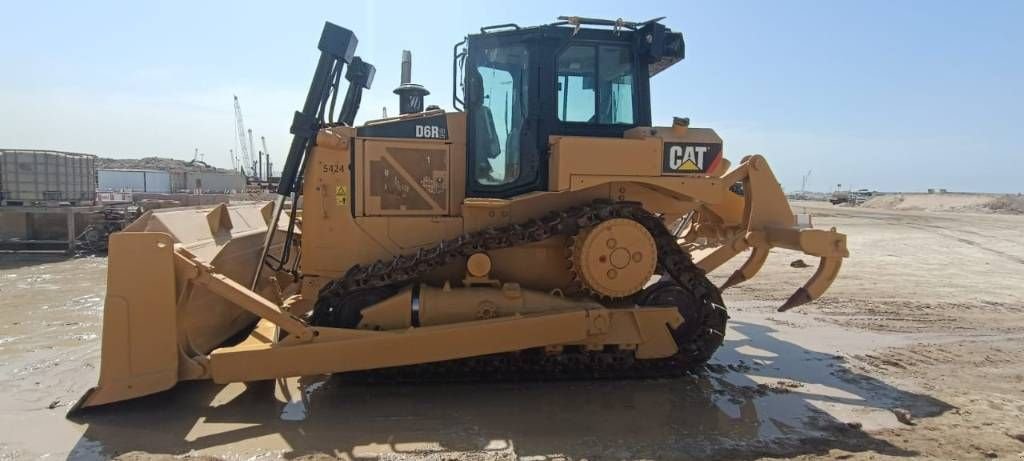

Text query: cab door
(464, 33), (542, 199)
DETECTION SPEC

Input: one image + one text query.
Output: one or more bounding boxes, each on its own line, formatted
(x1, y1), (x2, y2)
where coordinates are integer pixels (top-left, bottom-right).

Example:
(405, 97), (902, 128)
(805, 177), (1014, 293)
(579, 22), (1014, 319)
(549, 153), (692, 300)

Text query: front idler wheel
(636, 277), (728, 367)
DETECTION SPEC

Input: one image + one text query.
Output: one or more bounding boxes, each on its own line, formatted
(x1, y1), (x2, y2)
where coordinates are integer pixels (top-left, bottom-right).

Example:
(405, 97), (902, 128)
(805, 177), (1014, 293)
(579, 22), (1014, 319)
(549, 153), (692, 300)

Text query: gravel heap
(96, 156), (234, 173)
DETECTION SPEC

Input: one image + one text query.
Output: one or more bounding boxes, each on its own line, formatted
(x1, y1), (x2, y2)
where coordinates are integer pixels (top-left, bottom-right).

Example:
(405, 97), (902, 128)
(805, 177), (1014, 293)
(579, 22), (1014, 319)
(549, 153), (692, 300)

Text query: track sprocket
(569, 218), (658, 298)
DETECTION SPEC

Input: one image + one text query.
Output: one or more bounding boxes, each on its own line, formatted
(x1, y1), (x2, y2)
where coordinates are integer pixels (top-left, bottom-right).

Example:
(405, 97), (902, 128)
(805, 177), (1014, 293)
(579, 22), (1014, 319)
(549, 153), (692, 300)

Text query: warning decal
(335, 185), (348, 206)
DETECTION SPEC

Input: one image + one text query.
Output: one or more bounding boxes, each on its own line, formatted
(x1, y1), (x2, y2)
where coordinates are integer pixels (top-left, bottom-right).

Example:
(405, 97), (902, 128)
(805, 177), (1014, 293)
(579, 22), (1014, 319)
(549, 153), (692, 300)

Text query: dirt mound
(97, 156), (231, 173)
(982, 195), (1024, 214)
(861, 193), (1022, 214)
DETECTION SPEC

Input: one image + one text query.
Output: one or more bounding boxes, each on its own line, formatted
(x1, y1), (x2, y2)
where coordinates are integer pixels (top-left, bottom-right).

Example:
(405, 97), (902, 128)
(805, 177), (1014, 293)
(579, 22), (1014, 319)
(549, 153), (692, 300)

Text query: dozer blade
(72, 203), (284, 412)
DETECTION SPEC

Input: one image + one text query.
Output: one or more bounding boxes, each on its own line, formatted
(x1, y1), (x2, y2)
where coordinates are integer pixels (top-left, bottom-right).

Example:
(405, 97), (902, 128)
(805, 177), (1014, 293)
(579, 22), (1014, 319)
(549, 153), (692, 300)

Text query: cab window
(470, 44), (529, 186)
(557, 44), (635, 124)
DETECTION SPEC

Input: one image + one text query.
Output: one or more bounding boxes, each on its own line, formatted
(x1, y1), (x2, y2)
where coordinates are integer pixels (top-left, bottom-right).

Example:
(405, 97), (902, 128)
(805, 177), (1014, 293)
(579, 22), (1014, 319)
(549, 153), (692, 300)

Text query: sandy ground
(1, 201), (1023, 460)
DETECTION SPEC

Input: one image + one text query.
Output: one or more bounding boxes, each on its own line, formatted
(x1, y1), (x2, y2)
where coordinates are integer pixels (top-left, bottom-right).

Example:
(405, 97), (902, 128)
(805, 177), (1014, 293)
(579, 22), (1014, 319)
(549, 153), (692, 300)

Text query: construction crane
(233, 95), (253, 176)
(801, 169), (813, 195)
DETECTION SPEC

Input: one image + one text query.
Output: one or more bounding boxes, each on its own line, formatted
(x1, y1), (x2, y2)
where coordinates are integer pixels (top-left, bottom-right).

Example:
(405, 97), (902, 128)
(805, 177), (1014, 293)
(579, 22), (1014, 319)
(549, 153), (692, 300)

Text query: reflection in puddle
(280, 379), (328, 421)
(67, 436), (104, 460)
(66, 311), (950, 459)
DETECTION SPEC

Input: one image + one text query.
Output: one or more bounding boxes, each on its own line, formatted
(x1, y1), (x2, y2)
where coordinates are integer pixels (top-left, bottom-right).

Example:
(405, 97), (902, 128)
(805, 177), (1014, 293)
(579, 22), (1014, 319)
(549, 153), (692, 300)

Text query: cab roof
(471, 16), (685, 76)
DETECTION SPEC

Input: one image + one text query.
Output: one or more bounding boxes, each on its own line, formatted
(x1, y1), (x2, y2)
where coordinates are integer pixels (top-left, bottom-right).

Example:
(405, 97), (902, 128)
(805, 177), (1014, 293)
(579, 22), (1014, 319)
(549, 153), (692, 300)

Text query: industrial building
(97, 168), (245, 194)
(1, 149), (247, 253)
(98, 169), (171, 193)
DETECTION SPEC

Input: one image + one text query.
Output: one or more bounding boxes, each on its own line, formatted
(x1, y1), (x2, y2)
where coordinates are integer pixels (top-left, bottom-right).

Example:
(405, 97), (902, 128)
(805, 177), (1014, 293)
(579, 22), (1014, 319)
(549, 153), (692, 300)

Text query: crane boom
(233, 95), (252, 176)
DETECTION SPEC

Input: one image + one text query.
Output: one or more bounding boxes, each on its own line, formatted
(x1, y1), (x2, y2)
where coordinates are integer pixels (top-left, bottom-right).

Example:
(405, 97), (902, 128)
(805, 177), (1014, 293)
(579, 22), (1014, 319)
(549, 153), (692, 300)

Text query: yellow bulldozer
(73, 17), (848, 410)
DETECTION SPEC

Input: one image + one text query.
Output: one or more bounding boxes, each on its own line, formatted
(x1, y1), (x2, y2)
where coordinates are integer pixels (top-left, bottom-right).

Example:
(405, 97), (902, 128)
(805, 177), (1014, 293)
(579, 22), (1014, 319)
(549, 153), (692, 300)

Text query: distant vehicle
(74, 204), (142, 253)
(831, 189), (874, 205)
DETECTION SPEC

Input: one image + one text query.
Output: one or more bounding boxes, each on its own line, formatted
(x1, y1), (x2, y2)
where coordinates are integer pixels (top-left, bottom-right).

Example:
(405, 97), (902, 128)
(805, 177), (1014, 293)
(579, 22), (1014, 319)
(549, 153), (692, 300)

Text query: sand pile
(983, 195), (1024, 214)
(861, 193), (1023, 214)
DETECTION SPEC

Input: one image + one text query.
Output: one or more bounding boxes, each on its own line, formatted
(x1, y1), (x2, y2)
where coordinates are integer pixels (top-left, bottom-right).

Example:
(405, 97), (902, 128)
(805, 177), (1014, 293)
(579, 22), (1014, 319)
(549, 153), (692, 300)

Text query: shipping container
(97, 169), (171, 193)
(0, 149), (96, 205)
(184, 171), (245, 193)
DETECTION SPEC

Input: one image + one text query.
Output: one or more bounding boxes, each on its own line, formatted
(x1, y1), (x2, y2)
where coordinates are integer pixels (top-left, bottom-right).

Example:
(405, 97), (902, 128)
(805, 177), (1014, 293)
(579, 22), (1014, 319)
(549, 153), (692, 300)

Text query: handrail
(452, 39), (466, 111)
(479, 23), (520, 33)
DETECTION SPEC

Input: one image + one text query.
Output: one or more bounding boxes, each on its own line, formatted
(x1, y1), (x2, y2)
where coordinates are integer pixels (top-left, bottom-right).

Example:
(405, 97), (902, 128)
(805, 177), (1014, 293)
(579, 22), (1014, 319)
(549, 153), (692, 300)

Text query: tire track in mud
(809, 298), (1024, 336)
(904, 223), (1024, 265)
(850, 338), (1023, 375)
(847, 335), (1024, 420)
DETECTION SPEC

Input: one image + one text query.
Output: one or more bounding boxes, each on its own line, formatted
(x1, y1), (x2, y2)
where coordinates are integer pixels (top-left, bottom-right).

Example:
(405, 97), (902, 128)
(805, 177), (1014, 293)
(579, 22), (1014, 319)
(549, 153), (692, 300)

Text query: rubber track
(310, 200), (727, 381)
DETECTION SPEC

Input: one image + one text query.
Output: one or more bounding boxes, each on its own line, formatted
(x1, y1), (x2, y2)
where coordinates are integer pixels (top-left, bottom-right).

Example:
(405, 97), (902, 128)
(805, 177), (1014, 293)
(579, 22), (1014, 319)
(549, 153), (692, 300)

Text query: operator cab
(454, 17), (685, 198)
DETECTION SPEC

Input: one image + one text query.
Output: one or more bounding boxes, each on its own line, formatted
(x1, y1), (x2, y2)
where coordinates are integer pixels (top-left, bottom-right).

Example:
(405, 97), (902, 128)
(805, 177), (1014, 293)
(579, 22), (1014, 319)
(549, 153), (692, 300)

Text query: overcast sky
(1, 0), (1021, 193)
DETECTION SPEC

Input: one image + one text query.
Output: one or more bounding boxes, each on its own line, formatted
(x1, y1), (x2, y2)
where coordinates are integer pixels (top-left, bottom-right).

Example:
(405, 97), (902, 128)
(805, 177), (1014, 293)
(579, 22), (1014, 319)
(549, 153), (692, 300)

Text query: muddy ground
(0, 201), (1022, 460)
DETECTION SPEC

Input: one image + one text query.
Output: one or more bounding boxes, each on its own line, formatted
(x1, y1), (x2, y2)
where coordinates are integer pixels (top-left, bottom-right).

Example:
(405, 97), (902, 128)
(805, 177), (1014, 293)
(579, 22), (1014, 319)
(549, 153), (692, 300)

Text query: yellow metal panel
(301, 140), (392, 278)
(569, 175), (726, 204)
(548, 136), (662, 191)
(350, 216), (465, 252)
(461, 198), (512, 233)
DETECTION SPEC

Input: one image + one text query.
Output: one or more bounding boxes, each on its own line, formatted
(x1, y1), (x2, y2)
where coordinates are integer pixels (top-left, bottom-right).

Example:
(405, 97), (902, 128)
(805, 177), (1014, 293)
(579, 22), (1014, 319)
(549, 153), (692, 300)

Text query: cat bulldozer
(73, 17), (848, 410)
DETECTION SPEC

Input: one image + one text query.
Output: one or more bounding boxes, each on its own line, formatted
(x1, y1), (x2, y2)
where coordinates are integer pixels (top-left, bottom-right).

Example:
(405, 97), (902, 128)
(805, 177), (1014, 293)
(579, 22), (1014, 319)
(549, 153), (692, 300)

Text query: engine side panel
(362, 139), (449, 215)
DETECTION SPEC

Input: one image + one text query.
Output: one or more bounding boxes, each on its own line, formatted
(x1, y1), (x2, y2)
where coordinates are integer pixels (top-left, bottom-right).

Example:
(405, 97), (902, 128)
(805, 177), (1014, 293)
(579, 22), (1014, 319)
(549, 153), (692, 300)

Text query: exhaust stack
(400, 49), (412, 83)
(393, 50), (429, 114)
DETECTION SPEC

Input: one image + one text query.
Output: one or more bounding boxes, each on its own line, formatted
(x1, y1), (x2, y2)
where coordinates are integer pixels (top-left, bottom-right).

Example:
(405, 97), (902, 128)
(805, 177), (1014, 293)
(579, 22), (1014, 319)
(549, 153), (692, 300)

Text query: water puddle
(66, 436), (105, 460)
(279, 379), (328, 421)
